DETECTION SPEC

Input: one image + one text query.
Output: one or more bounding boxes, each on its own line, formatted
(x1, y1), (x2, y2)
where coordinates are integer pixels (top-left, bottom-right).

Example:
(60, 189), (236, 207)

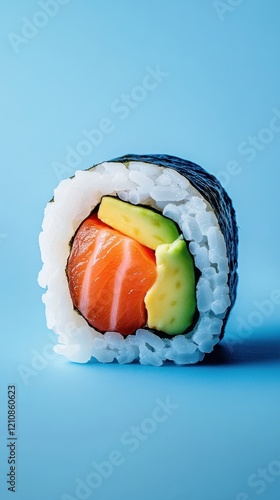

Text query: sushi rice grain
(38, 154), (238, 366)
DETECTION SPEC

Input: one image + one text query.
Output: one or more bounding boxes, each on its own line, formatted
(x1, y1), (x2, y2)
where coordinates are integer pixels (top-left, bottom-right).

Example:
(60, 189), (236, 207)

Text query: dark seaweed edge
(109, 154), (238, 341)
(64, 154), (238, 343)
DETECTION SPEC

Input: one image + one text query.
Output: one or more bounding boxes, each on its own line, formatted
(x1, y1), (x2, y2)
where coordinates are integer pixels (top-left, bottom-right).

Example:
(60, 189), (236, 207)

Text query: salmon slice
(67, 213), (157, 335)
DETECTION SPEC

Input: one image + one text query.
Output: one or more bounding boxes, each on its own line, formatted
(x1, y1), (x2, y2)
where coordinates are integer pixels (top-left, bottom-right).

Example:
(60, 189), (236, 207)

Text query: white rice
(38, 161), (230, 366)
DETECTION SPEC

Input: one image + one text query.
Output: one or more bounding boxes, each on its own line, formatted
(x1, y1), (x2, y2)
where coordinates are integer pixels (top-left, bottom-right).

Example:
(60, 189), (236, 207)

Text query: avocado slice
(144, 238), (197, 335)
(98, 196), (179, 250)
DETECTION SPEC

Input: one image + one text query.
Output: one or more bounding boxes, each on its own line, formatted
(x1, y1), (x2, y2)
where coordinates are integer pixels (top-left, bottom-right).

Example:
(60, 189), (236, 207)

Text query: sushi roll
(38, 154), (238, 366)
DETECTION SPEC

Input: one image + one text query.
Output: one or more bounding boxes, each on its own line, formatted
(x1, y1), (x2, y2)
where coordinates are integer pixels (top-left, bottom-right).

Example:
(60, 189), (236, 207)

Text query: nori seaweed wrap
(38, 154), (238, 365)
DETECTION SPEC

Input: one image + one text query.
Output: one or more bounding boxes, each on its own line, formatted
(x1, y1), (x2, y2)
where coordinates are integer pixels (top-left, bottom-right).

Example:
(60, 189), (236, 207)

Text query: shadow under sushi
(201, 332), (280, 366)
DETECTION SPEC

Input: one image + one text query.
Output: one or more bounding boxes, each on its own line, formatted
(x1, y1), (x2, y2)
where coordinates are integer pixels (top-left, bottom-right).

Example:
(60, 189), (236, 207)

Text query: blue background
(1, 1), (280, 499)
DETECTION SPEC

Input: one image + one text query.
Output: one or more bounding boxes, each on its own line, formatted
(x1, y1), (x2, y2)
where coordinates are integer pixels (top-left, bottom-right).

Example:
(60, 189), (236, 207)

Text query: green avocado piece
(98, 196), (179, 250)
(144, 238), (197, 335)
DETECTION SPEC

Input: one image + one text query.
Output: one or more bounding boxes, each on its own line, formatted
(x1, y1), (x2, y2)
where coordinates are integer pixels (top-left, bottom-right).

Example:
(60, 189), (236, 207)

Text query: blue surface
(1, 1), (280, 499)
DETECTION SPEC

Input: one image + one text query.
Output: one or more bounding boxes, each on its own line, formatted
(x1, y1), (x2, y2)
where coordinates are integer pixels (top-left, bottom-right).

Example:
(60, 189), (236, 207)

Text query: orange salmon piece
(67, 213), (156, 335)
